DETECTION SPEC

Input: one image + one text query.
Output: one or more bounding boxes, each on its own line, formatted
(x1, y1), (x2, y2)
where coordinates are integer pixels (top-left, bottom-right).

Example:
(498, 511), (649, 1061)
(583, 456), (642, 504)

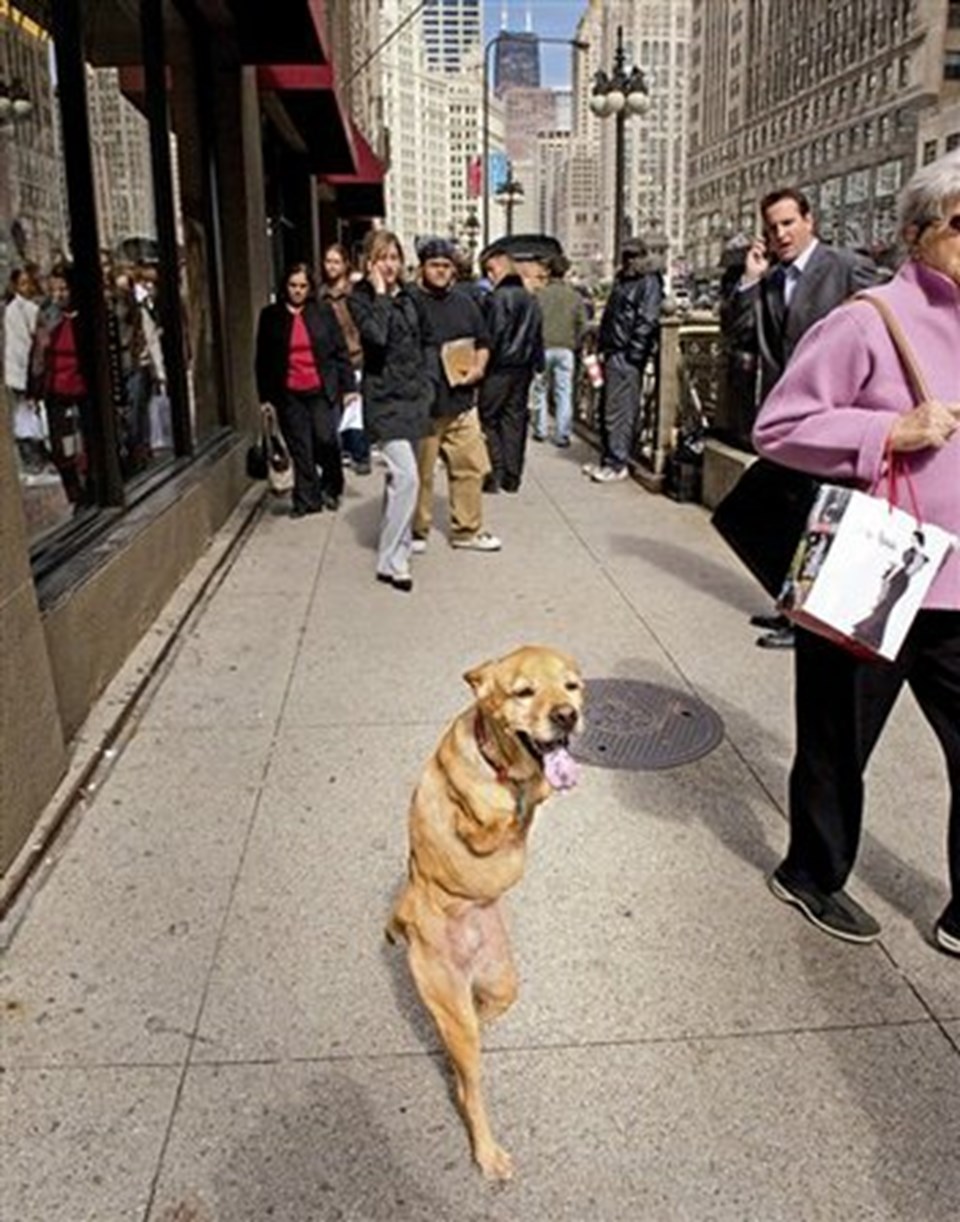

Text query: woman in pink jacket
(753, 150), (960, 957)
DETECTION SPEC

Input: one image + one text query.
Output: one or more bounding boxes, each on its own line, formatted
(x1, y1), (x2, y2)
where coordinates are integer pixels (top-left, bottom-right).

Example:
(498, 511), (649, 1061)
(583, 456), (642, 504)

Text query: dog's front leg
(407, 932), (514, 1180)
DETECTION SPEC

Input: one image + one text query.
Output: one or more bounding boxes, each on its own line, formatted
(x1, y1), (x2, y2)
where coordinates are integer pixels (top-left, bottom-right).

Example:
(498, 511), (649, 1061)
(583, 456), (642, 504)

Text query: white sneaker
(581, 461), (600, 477)
(411, 537), (428, 554)
(451, 531), (502, 552)
(591, 465), (629, 483)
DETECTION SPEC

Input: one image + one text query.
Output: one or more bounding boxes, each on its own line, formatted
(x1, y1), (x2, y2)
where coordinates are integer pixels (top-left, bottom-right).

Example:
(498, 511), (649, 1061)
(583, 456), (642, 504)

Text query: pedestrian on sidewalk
(4, 266), (43, 473)
(588, 239), (663, 484)
(530, 253), (586, 448)
(349, 231), (434, 592)
(28, 265), (94, 510)
(320, 243), (371, 475)
(753, 149), (960, 956)
(721, 186), (880, 647)
(477, 242), (544, 494)
(255, 262), (352, 518)
(410, 237), (501, 555)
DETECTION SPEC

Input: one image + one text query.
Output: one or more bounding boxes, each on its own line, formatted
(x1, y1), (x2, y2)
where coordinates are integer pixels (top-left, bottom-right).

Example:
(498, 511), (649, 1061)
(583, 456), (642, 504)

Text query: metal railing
(574, 309), (722, 493)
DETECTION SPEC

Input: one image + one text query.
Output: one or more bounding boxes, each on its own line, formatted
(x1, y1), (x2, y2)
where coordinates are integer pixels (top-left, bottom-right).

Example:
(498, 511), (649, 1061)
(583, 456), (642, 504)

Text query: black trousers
(599, 352), (642, 470)
(275, 389), (343, 511)
(479, 368), (534, 492)
(785, 612), (960, 917)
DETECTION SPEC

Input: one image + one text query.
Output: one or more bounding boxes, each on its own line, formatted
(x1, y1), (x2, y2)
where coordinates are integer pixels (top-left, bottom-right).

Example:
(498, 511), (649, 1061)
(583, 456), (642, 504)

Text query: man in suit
(721, 187), (880, 647)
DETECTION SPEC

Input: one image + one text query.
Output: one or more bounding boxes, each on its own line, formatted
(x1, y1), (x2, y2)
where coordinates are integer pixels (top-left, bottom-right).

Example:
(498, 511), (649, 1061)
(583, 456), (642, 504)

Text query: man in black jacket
(589, 239), (663, 483)
(411, 237), (500, 552)
(477, 244), (544, 494)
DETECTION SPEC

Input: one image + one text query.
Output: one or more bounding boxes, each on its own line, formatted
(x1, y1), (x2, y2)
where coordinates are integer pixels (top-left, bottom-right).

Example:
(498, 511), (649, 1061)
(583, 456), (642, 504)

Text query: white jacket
(4, 294), (40, 392)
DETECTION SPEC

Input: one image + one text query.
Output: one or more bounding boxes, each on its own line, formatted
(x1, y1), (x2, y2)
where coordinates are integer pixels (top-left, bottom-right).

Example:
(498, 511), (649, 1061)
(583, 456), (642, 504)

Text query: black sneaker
(769, 868), (881, 944)
(934, 907), (960, 957)
(750, 612), (788, 631)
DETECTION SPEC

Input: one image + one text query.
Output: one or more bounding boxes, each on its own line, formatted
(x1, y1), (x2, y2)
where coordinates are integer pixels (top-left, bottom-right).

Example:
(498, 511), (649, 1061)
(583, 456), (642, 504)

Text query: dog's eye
(565, 681), (583, 693)
(512, 686), (535, 699)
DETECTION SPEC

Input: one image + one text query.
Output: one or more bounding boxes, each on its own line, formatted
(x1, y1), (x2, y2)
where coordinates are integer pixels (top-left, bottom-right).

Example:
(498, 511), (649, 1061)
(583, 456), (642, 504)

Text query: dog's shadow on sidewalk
(196, 1064), (490, 1222)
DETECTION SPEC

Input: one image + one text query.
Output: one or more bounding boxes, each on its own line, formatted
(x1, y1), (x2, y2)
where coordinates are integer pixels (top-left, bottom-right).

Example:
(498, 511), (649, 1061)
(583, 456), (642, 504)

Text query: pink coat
(753, 258), (960, 609)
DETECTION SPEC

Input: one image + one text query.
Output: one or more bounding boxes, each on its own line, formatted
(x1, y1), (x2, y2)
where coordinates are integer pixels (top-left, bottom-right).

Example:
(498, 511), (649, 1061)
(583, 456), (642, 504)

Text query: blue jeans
(531, 347), (575, 442)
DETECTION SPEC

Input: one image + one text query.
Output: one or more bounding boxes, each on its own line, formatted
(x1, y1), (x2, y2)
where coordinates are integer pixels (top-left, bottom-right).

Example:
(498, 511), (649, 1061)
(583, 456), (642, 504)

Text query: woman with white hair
(753, 150), (960, 956)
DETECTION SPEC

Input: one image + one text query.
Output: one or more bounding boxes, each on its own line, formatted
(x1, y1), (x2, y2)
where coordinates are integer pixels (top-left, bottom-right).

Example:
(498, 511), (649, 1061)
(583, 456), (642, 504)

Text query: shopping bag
(148, 391), (173, 449)
(710, 457), (818, 597)
(338, 394), (364, 434)
(777, 478), (955, 661)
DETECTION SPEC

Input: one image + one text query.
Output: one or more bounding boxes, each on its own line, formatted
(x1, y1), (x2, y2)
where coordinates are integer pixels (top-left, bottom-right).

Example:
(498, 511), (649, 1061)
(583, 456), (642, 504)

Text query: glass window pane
(163, 0), (222, 444)
(83, 11), (174, 481)
(2, 3), (93, 541)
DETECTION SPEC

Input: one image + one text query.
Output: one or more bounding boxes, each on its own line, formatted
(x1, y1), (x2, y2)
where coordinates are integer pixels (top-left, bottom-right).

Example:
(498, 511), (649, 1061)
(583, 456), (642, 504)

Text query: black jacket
(255, 299), (353, 407)
(484, 274), (544, 372)
(597, 270), (663, 367)
(347, 280), (434, 443)
(720, 242), (881, 402)
(412, 283), (489, 417)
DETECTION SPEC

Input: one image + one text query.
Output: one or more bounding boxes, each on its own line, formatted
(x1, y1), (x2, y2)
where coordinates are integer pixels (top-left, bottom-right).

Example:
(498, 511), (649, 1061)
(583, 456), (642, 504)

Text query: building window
(946, 51), (960, 80)
(947, 132), (960, 152)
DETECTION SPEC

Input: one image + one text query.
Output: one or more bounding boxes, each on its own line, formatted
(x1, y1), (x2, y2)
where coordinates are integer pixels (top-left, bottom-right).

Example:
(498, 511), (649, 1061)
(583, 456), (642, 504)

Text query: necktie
(783, 263), (800, 307)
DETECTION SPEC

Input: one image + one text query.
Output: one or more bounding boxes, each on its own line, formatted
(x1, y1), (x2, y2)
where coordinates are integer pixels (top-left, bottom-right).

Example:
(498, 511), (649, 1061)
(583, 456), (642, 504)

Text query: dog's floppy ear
(464, 658), (497, 700)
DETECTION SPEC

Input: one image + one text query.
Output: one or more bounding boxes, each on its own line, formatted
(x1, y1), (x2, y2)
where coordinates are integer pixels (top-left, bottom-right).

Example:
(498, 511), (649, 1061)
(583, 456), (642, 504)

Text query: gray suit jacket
(721, 243), (881, 402)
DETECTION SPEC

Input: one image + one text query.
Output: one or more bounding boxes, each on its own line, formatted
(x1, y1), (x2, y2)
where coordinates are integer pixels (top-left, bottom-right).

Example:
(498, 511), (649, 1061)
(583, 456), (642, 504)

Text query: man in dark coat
(477, 243), (544, 494)
(721, 186), (881, 646)
(588, 239), (663, 483)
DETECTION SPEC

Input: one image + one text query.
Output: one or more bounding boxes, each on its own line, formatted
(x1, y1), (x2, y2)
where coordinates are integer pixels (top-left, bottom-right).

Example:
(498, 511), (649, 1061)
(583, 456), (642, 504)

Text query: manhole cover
(572, 679), (724, 771)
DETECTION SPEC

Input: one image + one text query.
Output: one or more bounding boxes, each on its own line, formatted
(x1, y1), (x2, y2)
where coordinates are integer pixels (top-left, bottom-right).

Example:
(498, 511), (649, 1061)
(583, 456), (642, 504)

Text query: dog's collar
(474, 710), (529, 825)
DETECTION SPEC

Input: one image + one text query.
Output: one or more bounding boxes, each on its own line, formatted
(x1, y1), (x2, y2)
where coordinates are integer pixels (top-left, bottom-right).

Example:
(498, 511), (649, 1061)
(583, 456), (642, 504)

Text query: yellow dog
(387, 645), (584, 1179)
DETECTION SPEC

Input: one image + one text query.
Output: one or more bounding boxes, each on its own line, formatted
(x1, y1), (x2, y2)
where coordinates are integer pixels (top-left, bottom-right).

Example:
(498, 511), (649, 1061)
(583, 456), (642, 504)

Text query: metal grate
(572, 679), (724, 771)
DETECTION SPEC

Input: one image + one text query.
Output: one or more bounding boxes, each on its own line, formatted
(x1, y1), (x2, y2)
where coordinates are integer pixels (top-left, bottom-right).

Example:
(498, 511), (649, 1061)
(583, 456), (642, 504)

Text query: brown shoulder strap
(852, 292), (931, 406)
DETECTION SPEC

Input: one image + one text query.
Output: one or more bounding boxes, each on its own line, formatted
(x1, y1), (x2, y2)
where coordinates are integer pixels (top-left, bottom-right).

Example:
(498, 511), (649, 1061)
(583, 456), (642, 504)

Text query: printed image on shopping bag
(782, 486), (955, 661)
(779, 487), (851, 612)
(849, 533), (930, 653)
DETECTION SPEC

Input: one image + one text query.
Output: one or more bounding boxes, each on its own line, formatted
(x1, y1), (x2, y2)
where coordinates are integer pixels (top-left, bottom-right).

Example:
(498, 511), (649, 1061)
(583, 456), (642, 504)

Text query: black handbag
(245, 405), (293, 491)
(246, 435), (268, 480)
(711, 458), (818, 598)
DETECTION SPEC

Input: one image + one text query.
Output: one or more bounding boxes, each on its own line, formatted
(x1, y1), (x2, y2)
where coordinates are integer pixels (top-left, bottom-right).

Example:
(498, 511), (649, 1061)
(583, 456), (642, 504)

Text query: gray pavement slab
(2, 439), (958, 1221)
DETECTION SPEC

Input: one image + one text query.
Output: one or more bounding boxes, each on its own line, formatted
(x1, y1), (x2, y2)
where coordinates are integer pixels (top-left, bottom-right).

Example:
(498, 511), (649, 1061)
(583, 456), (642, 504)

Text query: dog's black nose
(550, 704), (578, 733)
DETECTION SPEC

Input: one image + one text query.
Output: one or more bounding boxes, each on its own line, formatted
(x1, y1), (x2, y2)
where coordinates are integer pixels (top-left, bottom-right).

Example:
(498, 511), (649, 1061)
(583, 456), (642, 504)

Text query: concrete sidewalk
(2, 437), (959, 1222)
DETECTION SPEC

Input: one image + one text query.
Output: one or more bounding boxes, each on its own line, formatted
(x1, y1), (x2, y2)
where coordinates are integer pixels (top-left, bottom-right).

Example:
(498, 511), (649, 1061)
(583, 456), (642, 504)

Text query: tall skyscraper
(494, 31), (540, 95)
(423, 0), (483, 74)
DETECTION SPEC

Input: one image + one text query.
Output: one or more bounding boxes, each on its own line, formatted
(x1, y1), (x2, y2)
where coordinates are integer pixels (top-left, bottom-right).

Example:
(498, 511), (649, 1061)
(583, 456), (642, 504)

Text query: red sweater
(47, 314), (89, 399)
(286, 311), (323, 392)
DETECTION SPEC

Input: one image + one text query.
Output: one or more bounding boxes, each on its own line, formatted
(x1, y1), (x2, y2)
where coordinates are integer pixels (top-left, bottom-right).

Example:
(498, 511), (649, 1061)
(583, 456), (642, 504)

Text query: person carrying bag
(751, 149), (960, 957)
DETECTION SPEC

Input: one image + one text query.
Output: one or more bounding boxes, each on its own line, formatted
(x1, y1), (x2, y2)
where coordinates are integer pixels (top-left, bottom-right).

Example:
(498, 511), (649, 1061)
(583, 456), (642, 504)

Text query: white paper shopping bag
(778, 483), (955, 661)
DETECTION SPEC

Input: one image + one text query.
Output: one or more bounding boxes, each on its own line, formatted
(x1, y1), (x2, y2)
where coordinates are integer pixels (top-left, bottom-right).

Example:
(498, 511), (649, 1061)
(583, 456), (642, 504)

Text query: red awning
(256, 64), (354, 175)
(321, 121), (386, 219)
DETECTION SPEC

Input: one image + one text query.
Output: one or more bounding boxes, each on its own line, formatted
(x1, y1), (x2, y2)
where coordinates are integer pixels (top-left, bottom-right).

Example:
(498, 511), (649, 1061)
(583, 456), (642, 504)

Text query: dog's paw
(476, 1142), (514, 1182)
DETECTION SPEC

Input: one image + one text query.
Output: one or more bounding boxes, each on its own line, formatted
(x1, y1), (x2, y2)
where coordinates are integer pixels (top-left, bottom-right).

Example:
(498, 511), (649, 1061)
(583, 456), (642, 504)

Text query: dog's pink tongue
(544, 746), (580, 791)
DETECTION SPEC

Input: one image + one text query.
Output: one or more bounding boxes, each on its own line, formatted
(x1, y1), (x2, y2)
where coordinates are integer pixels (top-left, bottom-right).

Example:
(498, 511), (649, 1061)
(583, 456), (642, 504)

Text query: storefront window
(3, 0), (224, 552)
(2, 1), (88, 542)
(163, 0), (223, 445)
(84, 9), (172, 481)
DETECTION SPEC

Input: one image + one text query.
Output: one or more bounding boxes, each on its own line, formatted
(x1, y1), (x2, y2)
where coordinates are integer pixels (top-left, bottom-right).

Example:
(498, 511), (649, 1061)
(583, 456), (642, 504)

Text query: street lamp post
(494, 160), (524, 236)
(481, 34), (588, 246)
(589, 26), (649, 267)
(463, 208), (481, 270)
